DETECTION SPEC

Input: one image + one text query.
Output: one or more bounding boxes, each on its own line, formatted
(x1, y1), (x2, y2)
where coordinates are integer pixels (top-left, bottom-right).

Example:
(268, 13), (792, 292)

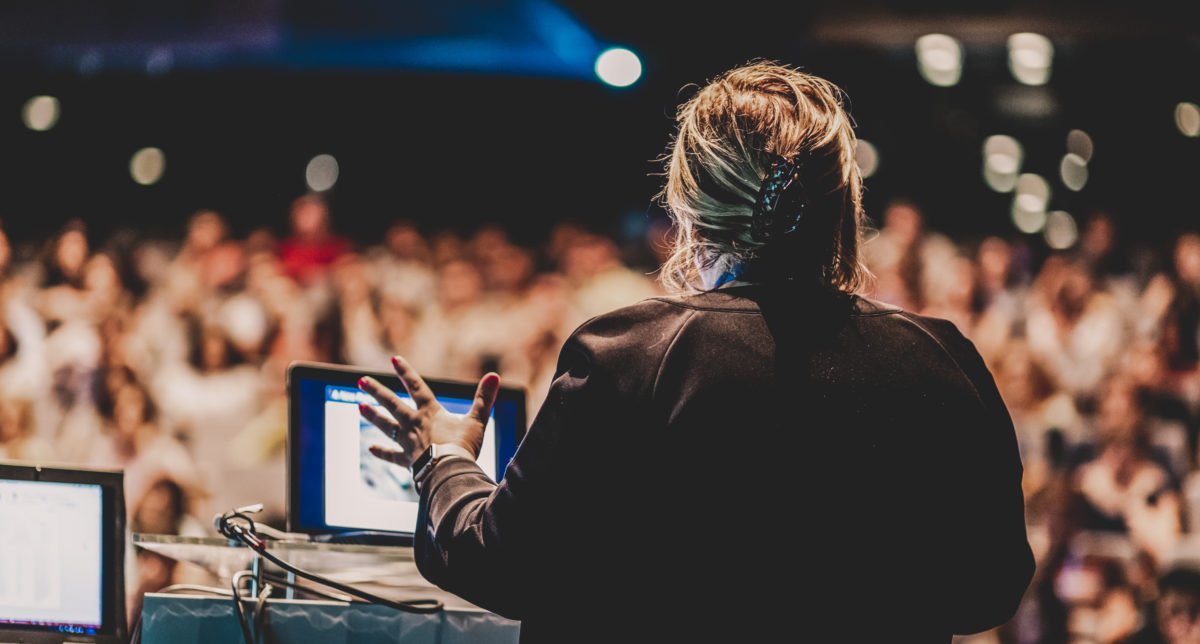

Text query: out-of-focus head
(486, 244), (534, 294)
(430, 232), (467, 267)
(83, 252), (122, 294)
(289, 194), (330, 239)
(133, 477), (187, 535)
(201, 324), (232, 372)
(1175, 232), (1200, 286)
(113, 381), (153, 438)
(0, 222), (10, 273)
(186, 209), (228, 253)
(1156, 566), (1200, 642)
(437, 259), (483, 310)
(882, 200), (923, 246)
(0, 323), (17, 365)
(1082, 211), (1117, 260)
(563, 234), (618, 283)
(469, 225), (509, 264)
(384, 221), (428, 261)
(978, 237), (1012, 285)
(1050, 257), (1095, 322)
(1097, 376), (1145, 446)
(547, 222), (586, 268)
(0, 397), (32, 442)
(994, 340), (1054, 410)
(54, 220), (90, 282)
(660, 60), (868, 293)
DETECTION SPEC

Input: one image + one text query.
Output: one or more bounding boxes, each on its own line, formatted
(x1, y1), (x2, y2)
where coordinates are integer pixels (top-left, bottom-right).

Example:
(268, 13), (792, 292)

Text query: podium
(134, 534), (520, 643)
(139, 594), (518, 644)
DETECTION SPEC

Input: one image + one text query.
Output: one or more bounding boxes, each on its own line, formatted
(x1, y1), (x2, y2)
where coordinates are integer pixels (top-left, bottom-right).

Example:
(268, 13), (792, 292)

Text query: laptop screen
(0, 465), (125, 644)
(0, 480), (104, 633)
(288, 362), (526, 539)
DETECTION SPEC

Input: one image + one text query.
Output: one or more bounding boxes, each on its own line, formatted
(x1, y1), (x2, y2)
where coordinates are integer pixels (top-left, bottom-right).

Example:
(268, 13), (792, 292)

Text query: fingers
(359, 403), (417, 455)
(390, 356), (437, 408)
(368, 445), (414, 469)
(467, 372), (501, 425)
(358, 376), (415, 424)
(358, 402), (398, 434)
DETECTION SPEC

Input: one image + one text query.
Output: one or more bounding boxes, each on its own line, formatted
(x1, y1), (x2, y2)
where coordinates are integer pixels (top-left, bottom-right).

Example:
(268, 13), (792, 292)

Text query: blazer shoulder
(559, 297), (697, 389)
(568, 297), (694, 340)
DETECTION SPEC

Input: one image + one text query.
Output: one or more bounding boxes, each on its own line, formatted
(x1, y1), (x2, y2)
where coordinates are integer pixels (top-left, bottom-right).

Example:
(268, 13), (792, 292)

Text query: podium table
(140, 594), (520, 644)
(134, 534), (520, 643)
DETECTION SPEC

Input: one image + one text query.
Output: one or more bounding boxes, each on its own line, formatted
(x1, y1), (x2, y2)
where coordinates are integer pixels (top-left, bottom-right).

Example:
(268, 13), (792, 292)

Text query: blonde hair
(658, 60), (869, 294)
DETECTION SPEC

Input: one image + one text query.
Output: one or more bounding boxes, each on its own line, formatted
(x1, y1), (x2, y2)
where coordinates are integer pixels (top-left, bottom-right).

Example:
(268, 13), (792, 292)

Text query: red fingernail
(358, 378), (367, 388)
(391, 356), (400, 367)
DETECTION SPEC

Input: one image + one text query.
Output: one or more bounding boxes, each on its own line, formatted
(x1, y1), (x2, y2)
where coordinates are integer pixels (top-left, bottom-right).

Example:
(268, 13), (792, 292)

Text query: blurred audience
(4, 193), (1200, 642)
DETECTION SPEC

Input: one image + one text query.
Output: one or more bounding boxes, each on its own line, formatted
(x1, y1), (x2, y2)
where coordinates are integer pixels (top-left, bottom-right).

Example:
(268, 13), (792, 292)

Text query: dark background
(1, 0), (1197, 248)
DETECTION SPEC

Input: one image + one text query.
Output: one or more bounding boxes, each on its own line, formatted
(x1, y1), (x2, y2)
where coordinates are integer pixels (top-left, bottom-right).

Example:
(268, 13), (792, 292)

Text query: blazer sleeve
(412, 305), (667, 619)
(920, 316), (1036, 634)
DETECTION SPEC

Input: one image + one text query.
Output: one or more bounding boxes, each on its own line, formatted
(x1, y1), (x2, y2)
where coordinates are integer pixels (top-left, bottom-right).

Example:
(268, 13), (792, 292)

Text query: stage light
(1011, 173), (1050, 234)
(130, 147), (165, 185)
(22, 96), (60, 132)
(1060, 153), (1088, 191)
(1007, 33), (1053, 86)
(78, 50), (102, 76)
(983, 135), (1022, 192)
(1176, 102), (1200, 138)
(594, 47), (642, 88)
(1067, 129), (1094, 162)
(1044, 211), (1078, 249)
(146, 48), (174, 76)
(855, 139), (879, 178)
(915, 34), (962, 87)
(306, 154), (339, 192)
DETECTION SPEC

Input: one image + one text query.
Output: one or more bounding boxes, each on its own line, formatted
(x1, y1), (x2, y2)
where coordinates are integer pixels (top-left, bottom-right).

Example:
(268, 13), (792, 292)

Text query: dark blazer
(415, 283), (1035, 643)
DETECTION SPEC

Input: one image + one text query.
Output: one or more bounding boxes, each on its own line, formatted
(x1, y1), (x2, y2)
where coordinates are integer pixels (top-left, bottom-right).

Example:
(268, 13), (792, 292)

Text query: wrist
(410, 443), (475, 490)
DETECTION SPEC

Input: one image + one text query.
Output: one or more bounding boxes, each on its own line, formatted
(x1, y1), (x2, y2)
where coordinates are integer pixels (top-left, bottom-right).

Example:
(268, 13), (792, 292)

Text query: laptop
(286, 361), (527, 545)
(0, 463), (127, 644)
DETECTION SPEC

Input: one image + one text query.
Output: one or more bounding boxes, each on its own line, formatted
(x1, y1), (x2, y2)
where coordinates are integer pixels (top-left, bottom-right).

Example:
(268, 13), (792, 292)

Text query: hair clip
(750, 154), (809, 243)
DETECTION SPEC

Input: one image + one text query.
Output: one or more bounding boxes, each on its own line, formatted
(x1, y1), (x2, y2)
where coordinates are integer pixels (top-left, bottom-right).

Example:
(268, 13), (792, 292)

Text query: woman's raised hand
(358, 355), (500, 468)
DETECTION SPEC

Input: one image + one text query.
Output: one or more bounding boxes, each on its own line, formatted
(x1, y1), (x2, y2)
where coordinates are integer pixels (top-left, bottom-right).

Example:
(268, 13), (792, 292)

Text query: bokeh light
(1012, 173), (1050, 233)
(983, 135), (1023, 192)
(1060, 153), (1089, 191)
(1008, 33), (1054, 86)
(1066, 129), (1094, 162)
(130, 147), (166, 185)
(594, 48), (642, 88)
(1176, 102), (1200, 137)
(22, 95), (60, 131)
(305, 154), (340, 192)
(855, 139), (879, 178)
(1044, 210), (1078, 249)
(915, 34), (963, 87)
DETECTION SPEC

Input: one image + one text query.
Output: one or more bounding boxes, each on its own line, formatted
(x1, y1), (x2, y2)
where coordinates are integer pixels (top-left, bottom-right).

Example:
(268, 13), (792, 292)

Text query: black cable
(216, 509), (443, 614)
(252, 546), (442, 613)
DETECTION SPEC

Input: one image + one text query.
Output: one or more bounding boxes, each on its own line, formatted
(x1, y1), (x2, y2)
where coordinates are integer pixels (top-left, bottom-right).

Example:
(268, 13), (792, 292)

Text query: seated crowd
(1, 194), (1199, 642)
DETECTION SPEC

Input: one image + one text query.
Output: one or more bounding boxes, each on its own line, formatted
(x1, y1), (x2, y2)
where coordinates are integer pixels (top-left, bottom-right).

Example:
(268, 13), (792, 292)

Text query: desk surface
(134, 533), (483, 611)
(141, 594), (520, 644)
